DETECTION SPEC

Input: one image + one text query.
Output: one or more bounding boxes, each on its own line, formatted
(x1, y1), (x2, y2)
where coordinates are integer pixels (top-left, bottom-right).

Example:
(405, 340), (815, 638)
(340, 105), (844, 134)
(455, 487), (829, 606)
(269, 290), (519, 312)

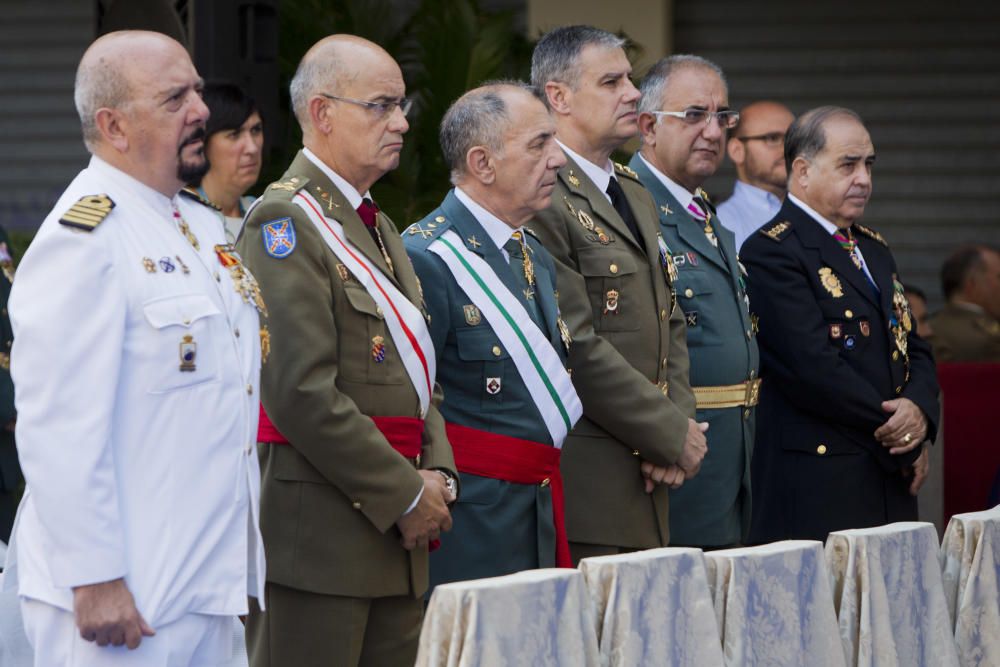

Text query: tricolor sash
(429, 230), (582, 446)
(293, 191), (435, 417)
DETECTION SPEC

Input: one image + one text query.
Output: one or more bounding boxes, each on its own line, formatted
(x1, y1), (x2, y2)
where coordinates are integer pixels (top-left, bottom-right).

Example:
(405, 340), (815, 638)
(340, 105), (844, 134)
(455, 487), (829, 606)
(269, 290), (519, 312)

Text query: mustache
(180, 127), (206, 149)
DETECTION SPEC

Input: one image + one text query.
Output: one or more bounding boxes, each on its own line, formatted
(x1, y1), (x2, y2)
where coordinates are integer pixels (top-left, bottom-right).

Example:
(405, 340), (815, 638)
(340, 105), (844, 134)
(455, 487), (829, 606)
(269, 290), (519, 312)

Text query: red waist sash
(257, 404), (423, 458)
(444, 422), (570, 568)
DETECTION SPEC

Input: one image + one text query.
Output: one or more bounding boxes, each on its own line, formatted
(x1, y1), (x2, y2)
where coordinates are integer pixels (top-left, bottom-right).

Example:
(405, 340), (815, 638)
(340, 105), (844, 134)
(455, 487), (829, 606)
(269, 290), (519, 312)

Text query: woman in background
(188, 82), (264, 243)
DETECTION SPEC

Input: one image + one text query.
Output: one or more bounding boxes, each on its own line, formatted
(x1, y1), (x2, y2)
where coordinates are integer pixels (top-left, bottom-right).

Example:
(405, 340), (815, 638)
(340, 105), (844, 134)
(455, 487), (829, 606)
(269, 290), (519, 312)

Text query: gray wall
(674, 0), (1000, 309)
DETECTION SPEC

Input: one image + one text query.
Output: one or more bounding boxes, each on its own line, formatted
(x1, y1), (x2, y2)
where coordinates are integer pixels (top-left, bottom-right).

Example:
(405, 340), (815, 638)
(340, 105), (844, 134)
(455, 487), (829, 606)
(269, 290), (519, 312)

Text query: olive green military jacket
(929, 302), (1000, 363)
(529, 156), (696, 549)
(237, 151), (455, 598)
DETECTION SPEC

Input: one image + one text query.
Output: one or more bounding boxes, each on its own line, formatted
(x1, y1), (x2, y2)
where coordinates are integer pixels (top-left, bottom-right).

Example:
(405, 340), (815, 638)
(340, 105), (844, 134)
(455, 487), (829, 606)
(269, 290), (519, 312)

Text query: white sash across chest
(429, 230), (581, 446)
(292, 191), (436, 417)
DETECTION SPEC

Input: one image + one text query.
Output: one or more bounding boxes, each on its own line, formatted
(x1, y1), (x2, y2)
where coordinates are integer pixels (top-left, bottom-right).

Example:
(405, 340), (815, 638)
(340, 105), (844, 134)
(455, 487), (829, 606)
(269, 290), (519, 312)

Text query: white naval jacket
(3, 156), (265, 627)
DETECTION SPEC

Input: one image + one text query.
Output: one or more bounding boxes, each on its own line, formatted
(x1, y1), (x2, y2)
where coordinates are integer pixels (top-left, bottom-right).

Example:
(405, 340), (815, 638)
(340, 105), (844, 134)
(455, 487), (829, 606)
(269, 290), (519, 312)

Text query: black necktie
(606, 178), (645, 251)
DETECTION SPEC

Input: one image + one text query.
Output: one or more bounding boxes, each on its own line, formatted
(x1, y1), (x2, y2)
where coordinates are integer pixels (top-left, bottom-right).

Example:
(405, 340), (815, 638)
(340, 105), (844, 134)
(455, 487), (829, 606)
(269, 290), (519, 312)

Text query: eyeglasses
(320, 93), (412, 118)
(651, 108), (740, 129)
(737, 132), (785, 147)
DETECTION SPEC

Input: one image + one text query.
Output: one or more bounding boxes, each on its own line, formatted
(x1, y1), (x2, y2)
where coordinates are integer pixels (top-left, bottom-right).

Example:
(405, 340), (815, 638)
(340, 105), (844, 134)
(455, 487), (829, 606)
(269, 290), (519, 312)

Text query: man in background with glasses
(630, 55), (759, 550)
(719, 101), (795, 250)
(238, 34), (456, 666)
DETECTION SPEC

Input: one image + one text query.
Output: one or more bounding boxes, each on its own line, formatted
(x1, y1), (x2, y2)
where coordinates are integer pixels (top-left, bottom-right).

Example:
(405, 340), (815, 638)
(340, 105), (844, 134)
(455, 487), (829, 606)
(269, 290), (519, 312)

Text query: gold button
(235, 328), (241, 338)
(743, 409), (751, 419)
(610, 263), (619, 274)
(492, 345), (502, 356)
(435, 215), (446, 223)
(892, 351), (899, 361)
(376, 306), (383, 318)
(684, 288), (694, 298)
(660, 309), (667, 321)
(246, 384), (253, 395)
(540, 478), (550, 487)
(845, 310), (854, 319)
(183, 318), (191, 325)
(817, 444), (827, 455)
(352, 501), (362, 510)
(895, 386), (902, 394)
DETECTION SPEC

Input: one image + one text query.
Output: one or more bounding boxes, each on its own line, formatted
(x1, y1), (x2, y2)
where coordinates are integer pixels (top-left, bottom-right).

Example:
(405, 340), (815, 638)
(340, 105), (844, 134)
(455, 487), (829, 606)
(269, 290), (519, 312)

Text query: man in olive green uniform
(631, 55), (759, 548)
(0, 226), (18, 544)
(238, 36), (456, 667)
(530, 25), (707, 563)
(929, 245), (1000, 362)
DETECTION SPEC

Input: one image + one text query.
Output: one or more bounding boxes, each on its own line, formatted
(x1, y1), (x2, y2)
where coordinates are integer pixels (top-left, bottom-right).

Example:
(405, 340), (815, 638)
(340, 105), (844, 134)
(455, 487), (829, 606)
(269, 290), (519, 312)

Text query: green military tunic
(529, 156), (695, 552)
(929, 302), (1000, 363)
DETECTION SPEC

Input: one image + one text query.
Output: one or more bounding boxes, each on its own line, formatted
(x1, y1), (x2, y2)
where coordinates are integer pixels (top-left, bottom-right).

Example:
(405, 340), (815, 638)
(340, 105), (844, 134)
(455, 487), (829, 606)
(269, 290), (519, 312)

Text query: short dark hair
(783, 106), (863, 176)
(530, 25), (625, 93)
(941, 245), (992, 299)
(203, 81), (259, 139)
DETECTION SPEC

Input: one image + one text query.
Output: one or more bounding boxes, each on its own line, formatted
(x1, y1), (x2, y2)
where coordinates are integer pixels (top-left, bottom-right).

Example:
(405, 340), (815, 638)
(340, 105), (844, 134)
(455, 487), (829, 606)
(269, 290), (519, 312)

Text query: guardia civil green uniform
(630, 154), (759, 547)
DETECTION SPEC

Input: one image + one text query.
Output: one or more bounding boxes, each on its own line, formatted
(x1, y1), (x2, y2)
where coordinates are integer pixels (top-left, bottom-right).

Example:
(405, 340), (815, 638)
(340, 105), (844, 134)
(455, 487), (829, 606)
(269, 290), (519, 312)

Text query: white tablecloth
(416, 568), (599, 667)
(826, 521), (958, 667)
(941, 505), (1000, 666)
(578, 547), (724, 666)
(705, 540), (846, 666)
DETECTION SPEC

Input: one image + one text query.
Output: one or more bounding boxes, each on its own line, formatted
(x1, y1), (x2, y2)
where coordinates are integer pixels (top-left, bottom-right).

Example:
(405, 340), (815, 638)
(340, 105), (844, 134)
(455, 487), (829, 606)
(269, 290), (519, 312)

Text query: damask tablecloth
(941, 506), (1000, 666)
(578, 547), (724, 666)
(705, 540), (846, 666)
(826, 521), (958, 667)
(416, 568), (599, 667)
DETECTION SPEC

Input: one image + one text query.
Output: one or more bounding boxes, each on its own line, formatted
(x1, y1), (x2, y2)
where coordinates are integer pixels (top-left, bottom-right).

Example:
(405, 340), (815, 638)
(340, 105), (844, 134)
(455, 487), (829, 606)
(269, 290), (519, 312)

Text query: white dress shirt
(718, 180), (784, 251)
(788, 193), (876, 285)
(454, 187), (518, 263)
(636, 153), (704, 220)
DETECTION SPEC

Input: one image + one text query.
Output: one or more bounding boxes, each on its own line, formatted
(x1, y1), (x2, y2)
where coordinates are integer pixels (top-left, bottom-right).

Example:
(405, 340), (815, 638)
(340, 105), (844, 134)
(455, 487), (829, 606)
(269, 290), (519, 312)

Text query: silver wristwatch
(437, 470), (458, 504)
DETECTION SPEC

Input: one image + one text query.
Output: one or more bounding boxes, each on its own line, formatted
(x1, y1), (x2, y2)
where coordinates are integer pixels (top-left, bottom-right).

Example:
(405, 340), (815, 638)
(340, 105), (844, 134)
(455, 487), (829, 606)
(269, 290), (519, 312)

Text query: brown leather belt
(692, 379), (761, 409)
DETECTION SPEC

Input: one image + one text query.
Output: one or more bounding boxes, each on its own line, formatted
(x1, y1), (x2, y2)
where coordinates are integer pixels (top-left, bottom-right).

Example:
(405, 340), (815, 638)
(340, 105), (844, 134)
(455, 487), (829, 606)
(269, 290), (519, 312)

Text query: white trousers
(20, 597), (239, 667)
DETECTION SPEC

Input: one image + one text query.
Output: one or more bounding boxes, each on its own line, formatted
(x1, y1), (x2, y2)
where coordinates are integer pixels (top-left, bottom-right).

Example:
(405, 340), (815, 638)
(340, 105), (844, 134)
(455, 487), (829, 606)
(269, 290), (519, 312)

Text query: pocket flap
(578, 247), (637, 277)
(455, 328), (509, 361)
(143, 294), (221, 329)
(343, 285), (382, 318)
(781, 422), (860, 457)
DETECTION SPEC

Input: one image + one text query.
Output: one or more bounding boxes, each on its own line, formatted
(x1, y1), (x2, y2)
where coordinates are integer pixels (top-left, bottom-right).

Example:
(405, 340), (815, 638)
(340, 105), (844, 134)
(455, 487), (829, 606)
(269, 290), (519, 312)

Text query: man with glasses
(529, 26), (706, 564)
(238, 35), (456, 666)
(719, 101), (795, 250)
(630, 55), (759, 550)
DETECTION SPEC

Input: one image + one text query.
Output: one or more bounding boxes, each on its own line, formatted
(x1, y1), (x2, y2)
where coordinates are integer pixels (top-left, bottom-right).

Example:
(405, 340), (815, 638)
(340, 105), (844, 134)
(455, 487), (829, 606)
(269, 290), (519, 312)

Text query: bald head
(290, 35), (397, 135)
(75, 31), (190, 150)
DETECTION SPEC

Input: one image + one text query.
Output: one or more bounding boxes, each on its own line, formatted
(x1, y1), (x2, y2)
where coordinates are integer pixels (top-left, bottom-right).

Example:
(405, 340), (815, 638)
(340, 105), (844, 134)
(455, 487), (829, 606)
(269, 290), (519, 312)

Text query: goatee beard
(178, 127), (209, 184)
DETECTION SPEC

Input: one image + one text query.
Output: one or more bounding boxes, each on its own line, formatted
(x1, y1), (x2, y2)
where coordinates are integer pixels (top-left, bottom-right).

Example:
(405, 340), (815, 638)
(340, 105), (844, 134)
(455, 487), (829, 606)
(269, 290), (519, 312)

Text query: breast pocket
(676, 270), (715, 347)
(142, 294), (222, 393)
(578, 247), (640, 333)
(816, 298), (873, 355)
(455, 327), (521, 411)
(341, 285), (406, 385)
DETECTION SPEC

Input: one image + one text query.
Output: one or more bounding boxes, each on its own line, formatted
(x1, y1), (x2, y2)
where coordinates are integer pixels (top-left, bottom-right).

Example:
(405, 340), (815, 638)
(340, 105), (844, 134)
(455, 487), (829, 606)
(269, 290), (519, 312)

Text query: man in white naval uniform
(3, 31), (266, 666)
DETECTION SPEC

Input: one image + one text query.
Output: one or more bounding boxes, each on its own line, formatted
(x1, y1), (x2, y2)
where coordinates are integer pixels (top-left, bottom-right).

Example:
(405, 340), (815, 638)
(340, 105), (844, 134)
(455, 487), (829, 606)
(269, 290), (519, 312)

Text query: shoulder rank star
(567, 171), (581, 187)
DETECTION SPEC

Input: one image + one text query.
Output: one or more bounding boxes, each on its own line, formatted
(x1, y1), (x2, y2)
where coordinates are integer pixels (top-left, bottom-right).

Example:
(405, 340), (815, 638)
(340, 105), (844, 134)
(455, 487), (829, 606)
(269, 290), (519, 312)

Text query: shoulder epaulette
(179, 186), (221, 211)
(404, 214), (450, 244)
(854, 223), (888, 247)
(760, 220), (792, 242)
(263, 175), (309, 200)
(613, 161), (641, 182)
(59, 194), (115, 232)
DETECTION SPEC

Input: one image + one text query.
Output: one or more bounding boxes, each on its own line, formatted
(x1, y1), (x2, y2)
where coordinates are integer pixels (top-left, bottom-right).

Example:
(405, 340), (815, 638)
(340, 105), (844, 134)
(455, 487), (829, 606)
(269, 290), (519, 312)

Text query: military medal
(844, 335), (856, 350)
(171, 204), (200, 251)
(486, 377), (502, 395)
(463, 305), (482, 326)
(260, 326), (271, 364)
(371, 335), (386, 362)
(829, 323), (843, 339)
(604, 289), (620, 315)
(577, 211), (596, 232)
(859, 320), (871, 337)
(159, 256), (176, 273)
(215, 244), (268, 317)
(142, 257), (156, 273)
(557, 315), (572, 353)
(174, 255), (190, 275)
(890, 277), (912, 376)
(818, 267), (844, 298)
(179, 334), (197, 371)
(336, 264), (351, 283)
(0, 353), (8, 370)
(511, 231), (535, 299)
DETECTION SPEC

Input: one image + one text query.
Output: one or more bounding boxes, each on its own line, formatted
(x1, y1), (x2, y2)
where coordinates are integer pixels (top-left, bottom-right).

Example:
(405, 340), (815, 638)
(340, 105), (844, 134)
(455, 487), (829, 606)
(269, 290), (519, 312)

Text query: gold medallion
(179, 334), (197, 372)
(568, 171), (581, 187)
(818, 267), (844, 298)
(260, 326), (271, 363)
(604, 289), (620, 315)
(577, 210), (596, 231)
(463, 305), (482, 326)
(143, 257), (156, 273)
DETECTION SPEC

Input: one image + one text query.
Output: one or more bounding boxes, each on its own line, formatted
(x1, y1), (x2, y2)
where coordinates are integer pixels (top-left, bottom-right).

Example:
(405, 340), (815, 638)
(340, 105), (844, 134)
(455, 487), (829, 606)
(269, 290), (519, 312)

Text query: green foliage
(265, 0), (535, 229)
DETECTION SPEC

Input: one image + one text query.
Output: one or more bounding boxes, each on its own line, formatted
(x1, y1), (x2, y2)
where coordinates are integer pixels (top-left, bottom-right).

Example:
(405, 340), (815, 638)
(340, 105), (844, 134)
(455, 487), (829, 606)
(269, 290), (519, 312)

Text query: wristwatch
(436, 469), (458, 505)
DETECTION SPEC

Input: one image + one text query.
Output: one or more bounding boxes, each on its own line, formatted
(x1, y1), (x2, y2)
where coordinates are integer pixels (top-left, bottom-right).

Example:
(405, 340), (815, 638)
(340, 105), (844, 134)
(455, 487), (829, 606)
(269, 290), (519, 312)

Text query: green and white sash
(429, 230), (582, 446)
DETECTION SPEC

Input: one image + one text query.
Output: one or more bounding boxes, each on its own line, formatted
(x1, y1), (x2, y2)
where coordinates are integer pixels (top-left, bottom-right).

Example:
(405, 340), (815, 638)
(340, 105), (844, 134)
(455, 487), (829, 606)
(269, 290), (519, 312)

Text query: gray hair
(440, 80), (539, 185)
(74, 55), (131, 150)
(637, 54), (727, 116)
(289, 49), (344, 131)
(784, 106), (864, 175)
(530, 25), (625, 93)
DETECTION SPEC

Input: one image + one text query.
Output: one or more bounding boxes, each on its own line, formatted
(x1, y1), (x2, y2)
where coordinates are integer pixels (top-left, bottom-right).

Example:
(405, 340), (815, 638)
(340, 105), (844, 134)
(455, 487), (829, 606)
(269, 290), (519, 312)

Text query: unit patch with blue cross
(262, 217), (296, 259)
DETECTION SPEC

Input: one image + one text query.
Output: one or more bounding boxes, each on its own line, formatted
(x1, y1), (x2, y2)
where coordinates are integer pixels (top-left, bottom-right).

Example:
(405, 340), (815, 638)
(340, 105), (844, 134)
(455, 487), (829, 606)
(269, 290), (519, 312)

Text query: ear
(544, 81), (571, 116)
(95, 107), (128, 152)
(637, 112), (658, 146)
(465, 146), (495, 185)
(791, 155), (810, 190)
(726, 136), (745, 165)
(309, 95), (332, 134)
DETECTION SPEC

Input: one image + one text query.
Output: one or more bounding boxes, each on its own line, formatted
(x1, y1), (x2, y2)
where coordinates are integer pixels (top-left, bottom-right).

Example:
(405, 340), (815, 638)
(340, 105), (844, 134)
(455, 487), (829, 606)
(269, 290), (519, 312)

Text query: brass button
(376, 306), (384, 318)
(895, 386), (902, 394)
(845, 310), (854, 319)
(435, 215), (446, 223)
(610, 263), (619, 274)
(492, 345), (502, 356)
(660, 309), (667, 321)
(540, 478), (550, 487)
(183, 318), (191, 325)
(817, 444), (827, 455)
(892, 351), (899, 361)
(743, 409), (751, 419)
(684, 288), (694, 298)
(352, 501), (362, 510)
